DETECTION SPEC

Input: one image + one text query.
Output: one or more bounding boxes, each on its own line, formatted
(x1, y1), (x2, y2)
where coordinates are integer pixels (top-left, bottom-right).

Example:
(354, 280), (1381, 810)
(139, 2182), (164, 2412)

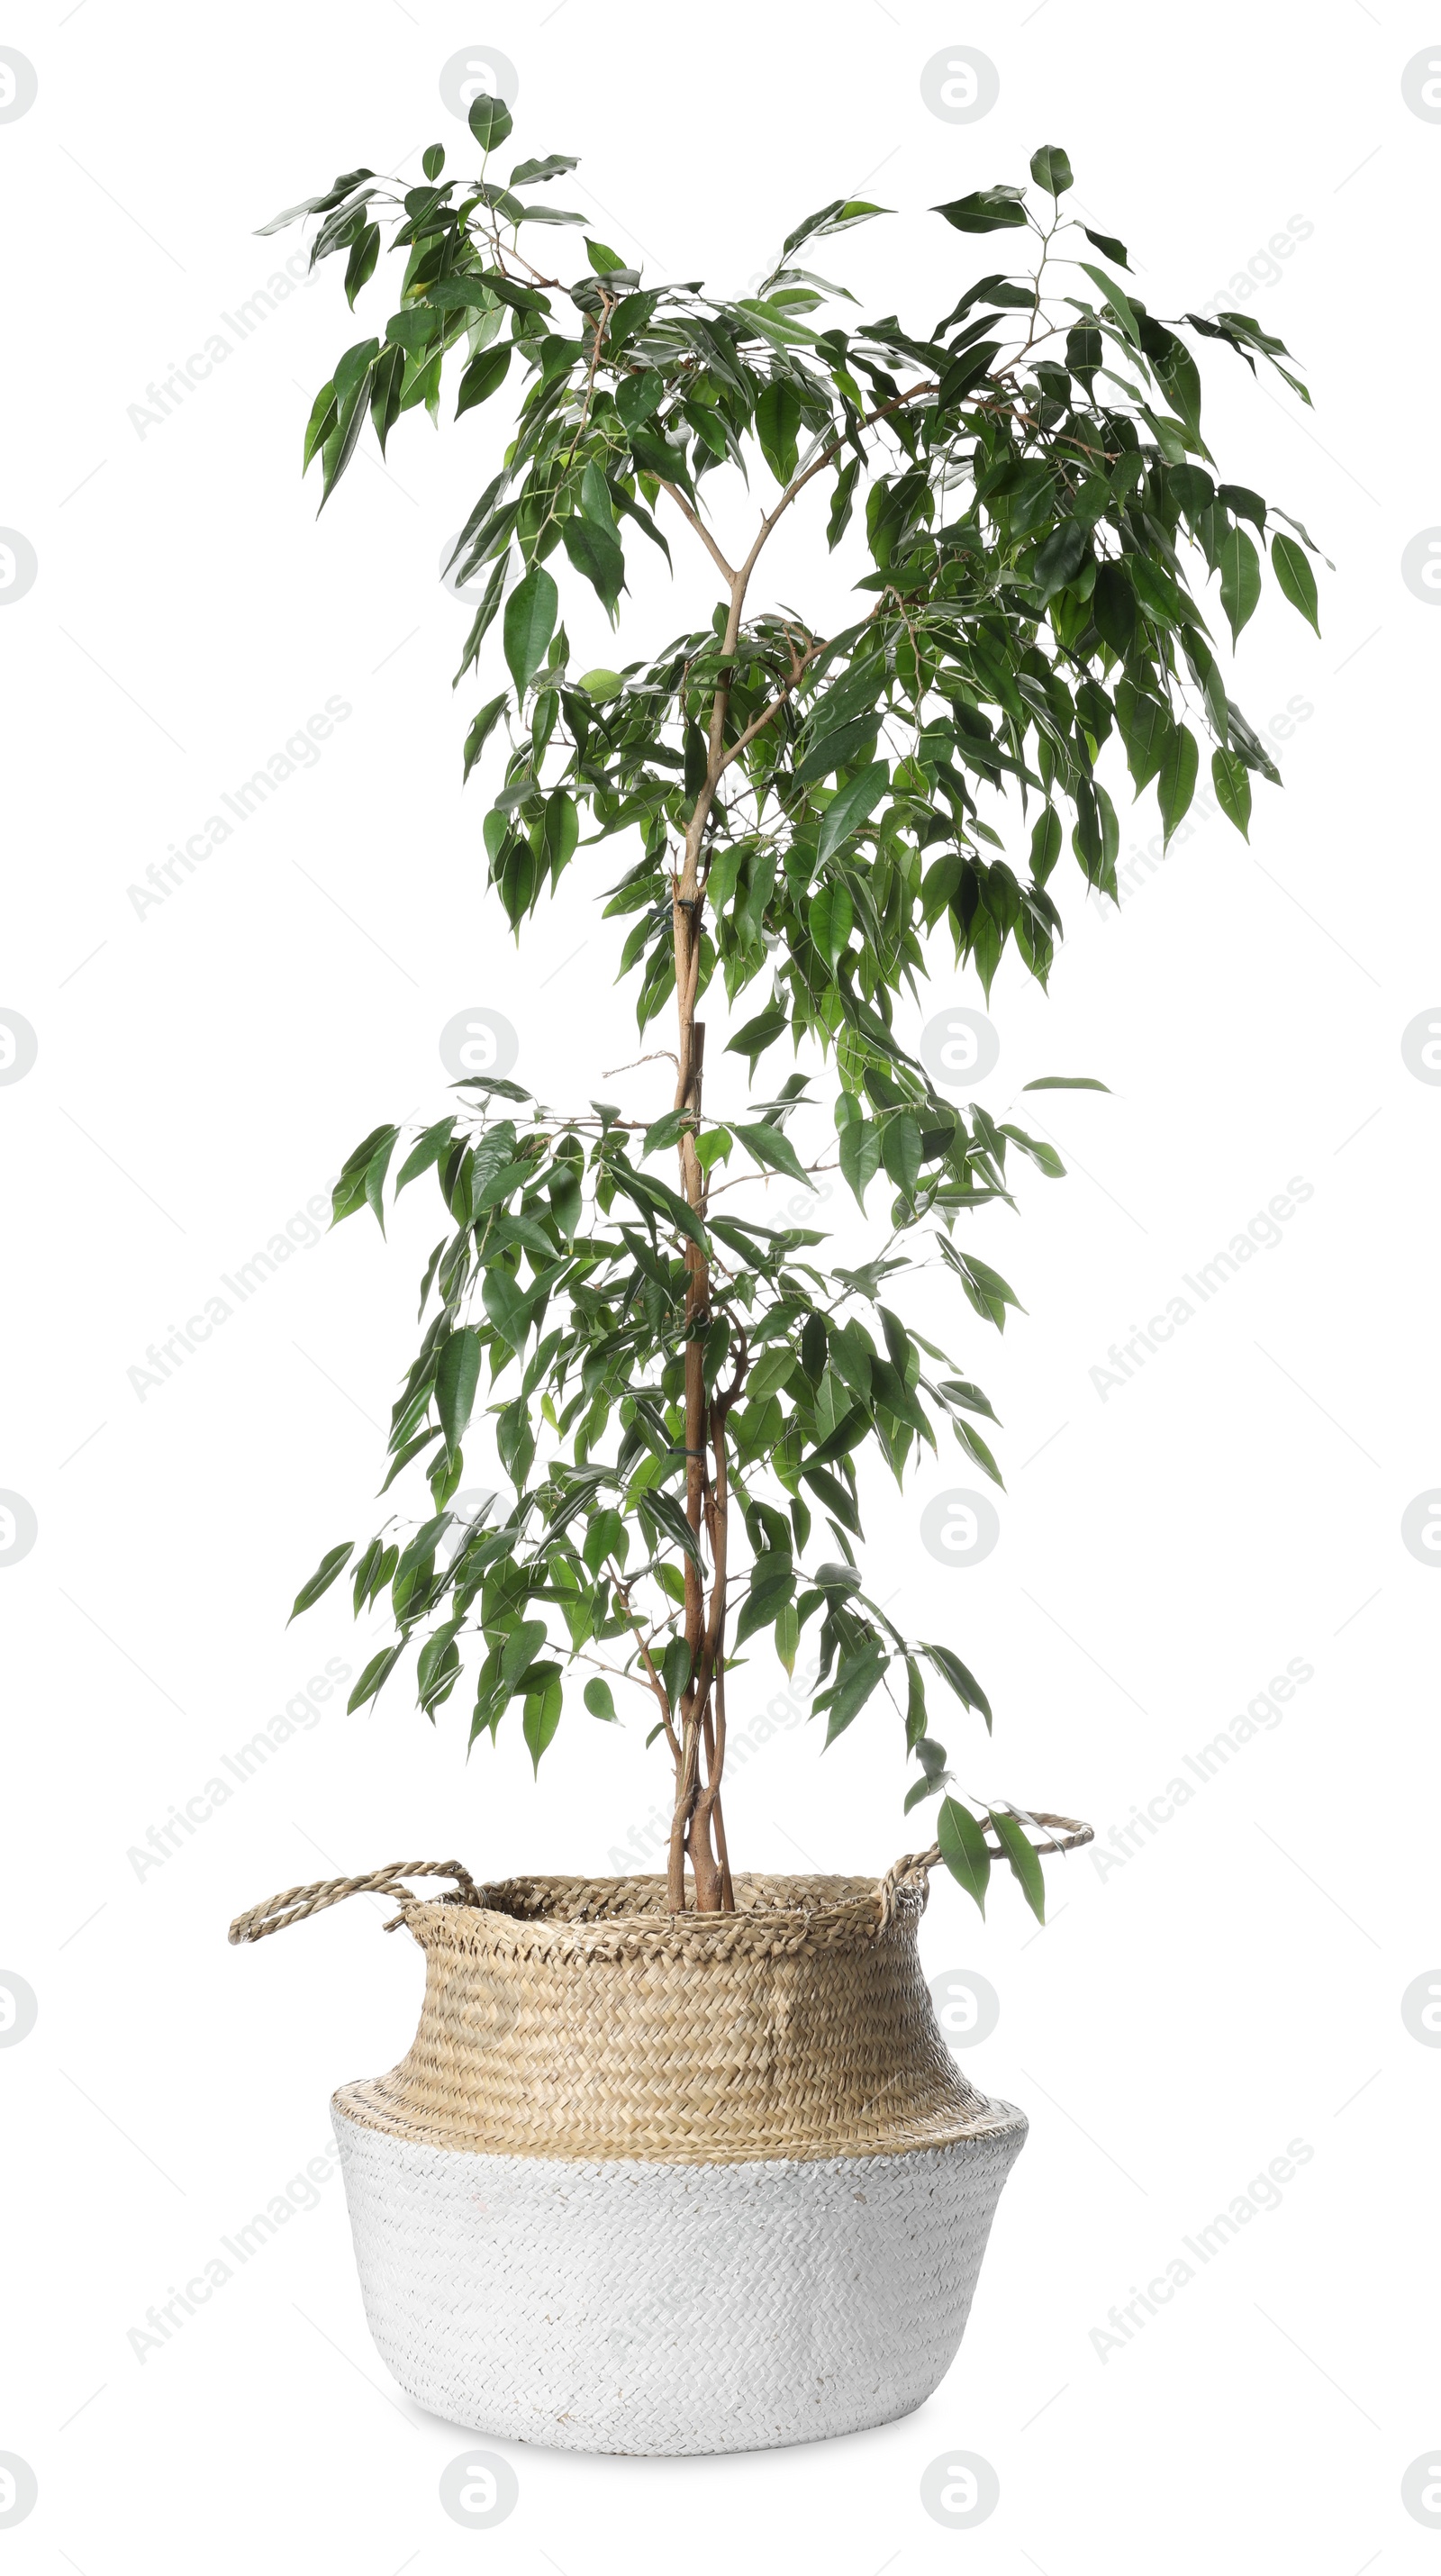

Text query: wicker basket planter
(231, 1845), (1073, 2456)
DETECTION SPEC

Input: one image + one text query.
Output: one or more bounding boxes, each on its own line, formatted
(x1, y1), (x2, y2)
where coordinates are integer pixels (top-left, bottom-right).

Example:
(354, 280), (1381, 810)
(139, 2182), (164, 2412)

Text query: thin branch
(657, 479), (738, 585)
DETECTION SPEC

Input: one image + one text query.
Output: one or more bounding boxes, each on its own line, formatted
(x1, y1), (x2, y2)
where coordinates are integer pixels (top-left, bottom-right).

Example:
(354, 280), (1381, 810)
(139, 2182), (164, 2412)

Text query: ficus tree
(276, 100), (1321, 1916)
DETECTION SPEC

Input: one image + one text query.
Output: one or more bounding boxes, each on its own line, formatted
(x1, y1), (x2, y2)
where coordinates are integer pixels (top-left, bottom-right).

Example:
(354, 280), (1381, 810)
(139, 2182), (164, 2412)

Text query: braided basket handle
(228, 1859), (480, 1946)
(876, 1810), (1093, 1930)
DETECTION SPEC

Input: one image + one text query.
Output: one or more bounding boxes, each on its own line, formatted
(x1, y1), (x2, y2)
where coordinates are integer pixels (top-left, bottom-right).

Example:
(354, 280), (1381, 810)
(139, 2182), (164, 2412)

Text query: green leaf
(289, 1540), (353, 1620)
(584, 1676), (618, 1721)
(436, 1328), (482, 1453)
(368, 342), (404, 454)
(456, 341), (512, 418)
(755, 378), (802, 485)
(938, 1241), (1023, 1334)
(462, 693), (508, 785)
(1270, 531), (1320, 635)
(1077, 260), (1141, 347)
(302, 382), (337, 475)
(725, 1003), (789, 1073)
(1211, 746), (1253, 839)
(778, 196), (890, 260)
(733, 1122), (813, 1188)
(990, 1808), (1046, 1923)
(500, 1619), (548, 1696)
(1157, 722), (1199, 846)
(503, 564), (558, 700)
(880, 1111), (920, 1199)
(799, 1463), (862, 1535)
(361, 1128), (399, 1231)
(937, 1795), (991, 1914)
(395, 1116), (458, 1191)
(1113, 681), (1169, 793)
(1029, 518), (1087, 603)
(1021, 1075), (1110, 1092)
(1083, 224), (1130, 269)
(792, 720), (876, 794)
(469, 94), (513, 152)
(820, 1646), (887, 1743)
(511, 154), (580, 186)
(1029, 144), (1074, 195)
(811, 881), (854, 969)
(453, 551), (511, 686)
(523, 1679), (563, 1773)
(1091, 560), (1136, 656)
(483, 1267), (536, 1349)
(661, 1636), (692, 1711)
(1218, 525), (1261, 646)
(932, 187), (1027, 234)
(616, 368), (663, 429)
(541, 787), (579, 883)
(816, 760), (889, 866)
(560, 511), (625, 616)
(734, 1552), (795, 1647)
(837, 1111), (882, 1210)
(348, 1645), (403, 1714)
(923, 1640), (992, 1726)
(826, 459), (860, 550)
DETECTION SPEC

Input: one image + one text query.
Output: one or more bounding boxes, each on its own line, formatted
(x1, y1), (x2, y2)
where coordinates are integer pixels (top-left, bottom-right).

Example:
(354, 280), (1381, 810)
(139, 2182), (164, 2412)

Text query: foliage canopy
(276, 101), (1320, 1913)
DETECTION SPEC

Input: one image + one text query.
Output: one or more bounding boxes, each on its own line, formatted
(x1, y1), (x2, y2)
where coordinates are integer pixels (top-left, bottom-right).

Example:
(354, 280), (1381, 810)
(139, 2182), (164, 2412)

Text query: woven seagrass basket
(231, 1826), (1087, 2456)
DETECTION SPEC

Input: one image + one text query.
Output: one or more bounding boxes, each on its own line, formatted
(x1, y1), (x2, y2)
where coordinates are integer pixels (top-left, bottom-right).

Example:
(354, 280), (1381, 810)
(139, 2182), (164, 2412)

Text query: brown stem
(659, 395), (935, 1910)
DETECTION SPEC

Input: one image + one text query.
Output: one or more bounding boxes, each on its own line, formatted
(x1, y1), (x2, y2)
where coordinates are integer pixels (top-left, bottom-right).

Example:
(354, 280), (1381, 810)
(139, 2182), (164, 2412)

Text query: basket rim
(396, 1868), (924, 1955)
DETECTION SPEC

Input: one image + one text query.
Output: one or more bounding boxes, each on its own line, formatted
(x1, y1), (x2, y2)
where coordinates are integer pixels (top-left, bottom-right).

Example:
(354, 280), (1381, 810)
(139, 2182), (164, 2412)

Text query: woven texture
(333, 2101), (1027, 2455)
(334, 1867), (1004, 2165)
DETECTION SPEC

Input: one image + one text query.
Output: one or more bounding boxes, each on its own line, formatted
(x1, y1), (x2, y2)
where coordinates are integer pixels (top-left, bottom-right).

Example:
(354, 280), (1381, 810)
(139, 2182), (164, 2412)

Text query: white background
(3, 1), (1437, 2566)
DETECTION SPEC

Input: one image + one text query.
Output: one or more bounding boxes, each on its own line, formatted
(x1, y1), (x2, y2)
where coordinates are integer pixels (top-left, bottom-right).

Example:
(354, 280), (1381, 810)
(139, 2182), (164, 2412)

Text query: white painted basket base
(333, 2099), (1027, 2455)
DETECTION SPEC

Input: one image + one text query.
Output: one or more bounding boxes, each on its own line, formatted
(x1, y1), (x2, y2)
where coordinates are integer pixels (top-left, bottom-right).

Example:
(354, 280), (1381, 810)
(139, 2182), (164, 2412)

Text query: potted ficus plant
(231, 95), (1321, 2456)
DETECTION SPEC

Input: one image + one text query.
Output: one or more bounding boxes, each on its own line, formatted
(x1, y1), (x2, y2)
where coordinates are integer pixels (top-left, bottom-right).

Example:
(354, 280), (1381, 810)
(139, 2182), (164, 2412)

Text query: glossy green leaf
(811, 881), (854, 968)
(989, 1808), (1047, 1923)
(1211, 746), (1253, 839)
(436, 1328), (482, 1453)
(523, 1679), (563, 1773)
(560, 512), (625, 616)
(1270, 531), (1319, 634)
(1218, 526), (1261, 645)
(755, 378), (802, 485)
(933, 186), (1027, 234)
(469, 94), (513, 151)
(457, 341), (512, 418)
(1157, 722), (1200, 845)
(816, 761), (889, 866)
(937, 1795), (991, 1913)
(503, 564), (558, 699)
(733, 1122), (812, 1188)
(289, 1541), (353, 1620)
